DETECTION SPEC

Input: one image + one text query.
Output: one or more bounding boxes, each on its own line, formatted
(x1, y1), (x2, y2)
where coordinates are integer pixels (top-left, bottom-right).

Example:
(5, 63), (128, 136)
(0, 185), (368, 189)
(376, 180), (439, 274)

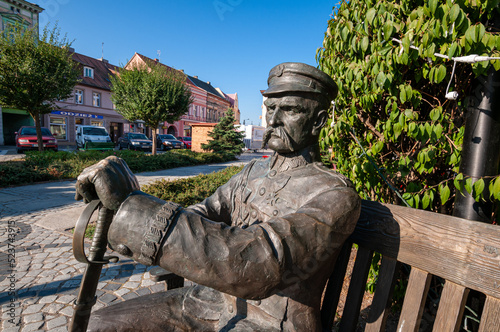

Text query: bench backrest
(320, 200), (500, 332)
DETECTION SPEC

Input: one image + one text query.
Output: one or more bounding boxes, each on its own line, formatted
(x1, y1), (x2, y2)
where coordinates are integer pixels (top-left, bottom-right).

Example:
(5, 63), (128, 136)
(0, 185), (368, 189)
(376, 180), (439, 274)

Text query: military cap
(262, 62), (338, 101)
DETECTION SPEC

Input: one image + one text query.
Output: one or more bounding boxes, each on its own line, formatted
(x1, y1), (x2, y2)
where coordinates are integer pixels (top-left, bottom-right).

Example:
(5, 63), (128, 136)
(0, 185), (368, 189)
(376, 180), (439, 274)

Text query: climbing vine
(317, 0), (500, 215)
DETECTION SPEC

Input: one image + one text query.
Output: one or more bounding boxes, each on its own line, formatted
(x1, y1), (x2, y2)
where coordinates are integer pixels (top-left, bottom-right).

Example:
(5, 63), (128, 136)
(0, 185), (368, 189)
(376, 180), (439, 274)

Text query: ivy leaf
(465, 177), (473, 195)
(473, 178), (485, 202)
(341, 26), (349, 42)
(428, 0), (438, 15)
(422, 191), (431, 209)
(490, 176), (500, 201)
(394, 123), (403, 140)
(400, 86), (407, 103)
(377, 71), (387, 87)
(448, 42), (458, 59)
(476, 24), (486, 45)
(435, 65), (447, 83)
(359, 36), (368, 53)
(440, 184), (451, 205)
(454, 173), (465, 196)
(366, 8), (377, 25)
(449, 4), (460, 22)
(383, 21), (394, 41)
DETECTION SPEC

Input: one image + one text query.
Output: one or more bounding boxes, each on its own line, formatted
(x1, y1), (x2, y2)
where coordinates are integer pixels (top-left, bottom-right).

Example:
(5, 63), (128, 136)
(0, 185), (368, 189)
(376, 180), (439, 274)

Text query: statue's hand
(75, 156), (140, 210)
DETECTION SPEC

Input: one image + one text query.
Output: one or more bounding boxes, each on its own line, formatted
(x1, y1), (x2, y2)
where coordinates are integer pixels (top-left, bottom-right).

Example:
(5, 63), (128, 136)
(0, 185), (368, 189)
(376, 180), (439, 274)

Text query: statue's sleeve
(107, 184), (360, 300)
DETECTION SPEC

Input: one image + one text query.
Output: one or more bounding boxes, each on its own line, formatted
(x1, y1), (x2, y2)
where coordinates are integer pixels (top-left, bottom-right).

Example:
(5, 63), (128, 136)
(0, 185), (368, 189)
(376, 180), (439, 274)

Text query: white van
(75, 125), (114, 151)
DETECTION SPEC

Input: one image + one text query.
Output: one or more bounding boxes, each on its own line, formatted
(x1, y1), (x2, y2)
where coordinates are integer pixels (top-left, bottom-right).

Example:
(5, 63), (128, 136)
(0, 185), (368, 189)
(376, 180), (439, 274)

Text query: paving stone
(122, 281), (139, 289)
(46, 315), (67, 329)
(122, 292), (139, 300)
(141, 279), (155, 287)
(55, 295), (75, 305)
(103, 282), (121, 291)
(22, 303), (44, 315)
(20, 321), (44, 332)
(136, 288), (152, 296)
(22, 313), (43, 324)
(58, 305), (74, 317)
(99, 293), (117, 304)
(38, 295), (57, 304)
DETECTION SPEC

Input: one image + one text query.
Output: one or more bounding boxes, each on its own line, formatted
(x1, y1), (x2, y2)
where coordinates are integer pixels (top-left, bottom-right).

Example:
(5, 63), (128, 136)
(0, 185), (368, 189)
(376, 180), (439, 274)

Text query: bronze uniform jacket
(109, 154), (361, 331)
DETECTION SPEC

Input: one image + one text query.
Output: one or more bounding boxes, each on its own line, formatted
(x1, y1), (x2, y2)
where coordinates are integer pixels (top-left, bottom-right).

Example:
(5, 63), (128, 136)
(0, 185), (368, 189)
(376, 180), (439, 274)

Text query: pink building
(126, 53), (235, 138)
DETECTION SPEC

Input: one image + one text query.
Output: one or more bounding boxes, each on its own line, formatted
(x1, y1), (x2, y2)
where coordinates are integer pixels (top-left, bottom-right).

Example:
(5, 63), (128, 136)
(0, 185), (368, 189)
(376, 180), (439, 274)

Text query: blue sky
(37, 0), (337, 126)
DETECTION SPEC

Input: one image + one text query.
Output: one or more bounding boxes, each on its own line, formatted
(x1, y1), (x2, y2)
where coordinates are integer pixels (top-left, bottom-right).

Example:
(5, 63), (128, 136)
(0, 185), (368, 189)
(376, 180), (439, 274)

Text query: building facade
(44, 51), (131, 146)
(0, 0), (43, 145)
(125, 53), (235, 138)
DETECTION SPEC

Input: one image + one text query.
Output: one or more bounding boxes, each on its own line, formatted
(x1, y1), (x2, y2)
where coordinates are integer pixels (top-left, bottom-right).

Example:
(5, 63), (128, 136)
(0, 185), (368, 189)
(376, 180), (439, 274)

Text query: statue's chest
(231, 172), (298, 227)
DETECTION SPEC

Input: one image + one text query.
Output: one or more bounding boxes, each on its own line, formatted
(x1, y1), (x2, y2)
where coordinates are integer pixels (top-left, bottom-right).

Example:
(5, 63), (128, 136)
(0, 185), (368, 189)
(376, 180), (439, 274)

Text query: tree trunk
(152, 126), (158, 156)
(33, 112), (44, 152)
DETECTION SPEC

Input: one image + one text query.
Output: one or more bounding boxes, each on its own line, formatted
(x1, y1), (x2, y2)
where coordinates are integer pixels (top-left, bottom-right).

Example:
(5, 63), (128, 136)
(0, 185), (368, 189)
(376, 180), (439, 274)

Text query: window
(75, 89), (83, 104)
(49, 117), (67, 140)
(92, 92), (101, 107)
(84, 67), (94, 78)
(91, 120), (104, 127)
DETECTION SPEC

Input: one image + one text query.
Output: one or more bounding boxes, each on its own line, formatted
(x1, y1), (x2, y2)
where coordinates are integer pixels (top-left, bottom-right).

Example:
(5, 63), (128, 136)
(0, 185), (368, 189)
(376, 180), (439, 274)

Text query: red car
(177, 136), (192, 149)
(15, 126), (58, 153)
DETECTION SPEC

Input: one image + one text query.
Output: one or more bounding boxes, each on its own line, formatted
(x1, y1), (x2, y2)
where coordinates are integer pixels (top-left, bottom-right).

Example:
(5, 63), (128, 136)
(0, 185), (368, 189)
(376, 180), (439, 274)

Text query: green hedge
(0, 150), (236, 188)
(142, 165), (243, 206)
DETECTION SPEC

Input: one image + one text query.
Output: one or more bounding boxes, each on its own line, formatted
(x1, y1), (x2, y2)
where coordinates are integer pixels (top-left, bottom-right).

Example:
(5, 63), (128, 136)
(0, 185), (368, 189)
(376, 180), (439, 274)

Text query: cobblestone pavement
(0, 151), (271, 331)
(0, 204), (174, 331)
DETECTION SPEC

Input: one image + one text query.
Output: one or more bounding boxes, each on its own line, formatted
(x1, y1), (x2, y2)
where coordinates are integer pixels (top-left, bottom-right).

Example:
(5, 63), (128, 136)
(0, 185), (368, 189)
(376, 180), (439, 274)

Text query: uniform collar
(270, 146), (317, 173)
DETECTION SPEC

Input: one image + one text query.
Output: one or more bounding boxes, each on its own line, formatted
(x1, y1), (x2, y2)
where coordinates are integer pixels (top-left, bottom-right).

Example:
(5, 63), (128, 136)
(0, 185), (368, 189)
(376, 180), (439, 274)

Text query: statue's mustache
(262, 126), (292, 150)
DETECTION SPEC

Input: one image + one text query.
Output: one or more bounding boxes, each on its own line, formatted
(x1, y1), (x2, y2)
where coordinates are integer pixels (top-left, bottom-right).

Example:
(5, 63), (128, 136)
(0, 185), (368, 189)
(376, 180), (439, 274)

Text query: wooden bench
(152, 200), (500, 331)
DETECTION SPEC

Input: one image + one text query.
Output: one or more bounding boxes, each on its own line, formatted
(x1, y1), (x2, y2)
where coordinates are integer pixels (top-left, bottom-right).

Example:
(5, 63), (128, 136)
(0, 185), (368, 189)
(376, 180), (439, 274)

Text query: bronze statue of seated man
(75, 62), (361, 331)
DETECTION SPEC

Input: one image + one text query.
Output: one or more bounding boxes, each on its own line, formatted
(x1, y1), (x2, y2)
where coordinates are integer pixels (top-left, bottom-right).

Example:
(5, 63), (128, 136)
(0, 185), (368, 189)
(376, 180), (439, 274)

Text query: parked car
(75, 125), (114, 151)
(156, 134), (185, 151)
(15, 126), (58, 153)
(177, 136), (192, 149)
(117, 132), (153, 151)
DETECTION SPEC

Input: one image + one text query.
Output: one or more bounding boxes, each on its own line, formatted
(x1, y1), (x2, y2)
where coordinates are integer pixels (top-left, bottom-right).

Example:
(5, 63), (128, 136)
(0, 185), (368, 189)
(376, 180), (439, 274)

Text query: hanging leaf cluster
(317, 0), (500, 213)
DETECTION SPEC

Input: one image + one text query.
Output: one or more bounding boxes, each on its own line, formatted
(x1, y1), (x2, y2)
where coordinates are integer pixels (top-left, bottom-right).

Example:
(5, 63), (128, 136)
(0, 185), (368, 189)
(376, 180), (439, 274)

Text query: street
(0, 150), (270, 331)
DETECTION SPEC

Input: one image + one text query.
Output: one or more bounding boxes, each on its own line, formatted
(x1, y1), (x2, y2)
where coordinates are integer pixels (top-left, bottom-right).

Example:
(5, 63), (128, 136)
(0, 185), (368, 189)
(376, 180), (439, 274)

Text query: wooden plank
(350, 200), (500, 299)
(433, 281), (469, 332)
(320, 242), (352, 331)
(365, 257), (400, 332)
(338, 246), (374, 332)
(478, 296), (500, 332)
(397, 267), (431, 332)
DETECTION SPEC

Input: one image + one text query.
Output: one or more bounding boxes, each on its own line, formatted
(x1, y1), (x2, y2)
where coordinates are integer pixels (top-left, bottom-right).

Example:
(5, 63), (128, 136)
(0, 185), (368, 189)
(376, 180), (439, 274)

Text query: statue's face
(263, 94), (322, 154)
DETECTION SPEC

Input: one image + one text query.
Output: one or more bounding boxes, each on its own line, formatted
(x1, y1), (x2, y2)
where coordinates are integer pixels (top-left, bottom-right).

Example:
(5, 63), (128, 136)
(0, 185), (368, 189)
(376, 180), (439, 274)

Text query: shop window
(75, 118), (84, 125)
(50, 117), (67, 140)
(92, 92), (101, 107)
(91, 120), (104, 127)
(75, 89), (83, 104)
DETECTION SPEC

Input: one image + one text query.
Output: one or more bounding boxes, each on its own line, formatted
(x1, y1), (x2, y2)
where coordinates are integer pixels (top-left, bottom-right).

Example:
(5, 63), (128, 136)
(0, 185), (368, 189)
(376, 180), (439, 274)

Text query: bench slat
(321, 242), (352, 331)
(351, 200), (500, 299)
(339, 246), (373, 332)
(479, 296), (500, 332)
(432, 281), (469, 332)
(397, 267), (431, 332)
(365, 257), (399, 332)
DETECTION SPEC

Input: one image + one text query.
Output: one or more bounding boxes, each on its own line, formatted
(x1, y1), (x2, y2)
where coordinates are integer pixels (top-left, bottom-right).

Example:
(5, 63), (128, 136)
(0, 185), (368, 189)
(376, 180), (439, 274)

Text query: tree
(110, 60), (192, 155)
(317, 0), (500, 214)
(202, 109), (245, 155)
(0, 24), (80, 151)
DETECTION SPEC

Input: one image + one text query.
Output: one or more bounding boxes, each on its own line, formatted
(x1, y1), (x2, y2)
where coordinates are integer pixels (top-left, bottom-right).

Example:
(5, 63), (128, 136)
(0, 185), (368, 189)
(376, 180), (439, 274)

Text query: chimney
(154, 58), (159, 62)
(207, 81), (211, 85)
(99, 58), (109, 63)
(194, 76), (198, 79)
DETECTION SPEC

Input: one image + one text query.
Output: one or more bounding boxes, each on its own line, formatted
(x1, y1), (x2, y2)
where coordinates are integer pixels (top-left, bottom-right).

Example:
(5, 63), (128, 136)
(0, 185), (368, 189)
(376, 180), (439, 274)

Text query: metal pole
(453, 65), (500, 222)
